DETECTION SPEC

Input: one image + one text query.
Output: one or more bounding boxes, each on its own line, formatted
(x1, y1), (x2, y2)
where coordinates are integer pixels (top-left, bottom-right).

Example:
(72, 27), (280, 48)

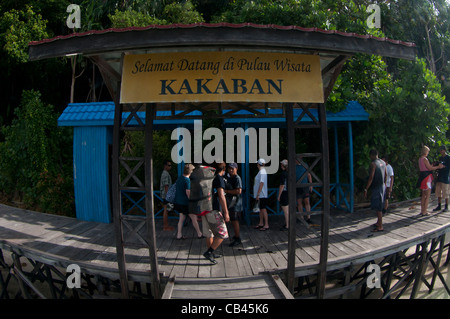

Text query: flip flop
(371, 228), (384, 232)
(260, 227), (269, 231)
(254, 225), (264, 229)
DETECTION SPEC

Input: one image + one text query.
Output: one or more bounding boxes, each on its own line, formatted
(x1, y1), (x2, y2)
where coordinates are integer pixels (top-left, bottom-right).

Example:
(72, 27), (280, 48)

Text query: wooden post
(317, 103), (330, 299)
(285, 103), (297, 292)
(334, 126), (340, 207)
(348, 122), (354, 213)
(111, 99), (129, 299)
(92, 54), (130, 298)
(145, 104), (161, 298)
(411, 241), (429, 299)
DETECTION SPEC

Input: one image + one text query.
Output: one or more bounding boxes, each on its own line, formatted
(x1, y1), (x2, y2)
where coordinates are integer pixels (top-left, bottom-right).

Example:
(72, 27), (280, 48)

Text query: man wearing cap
(254, 159), (269, 230)
(433, 146), (450, 212)
(225, 163), (243, 246)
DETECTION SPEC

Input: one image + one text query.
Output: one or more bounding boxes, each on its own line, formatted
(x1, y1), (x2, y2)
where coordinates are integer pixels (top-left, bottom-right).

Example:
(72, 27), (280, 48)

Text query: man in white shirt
(254, 158), (269, 231)
(382, 156), (394, 214)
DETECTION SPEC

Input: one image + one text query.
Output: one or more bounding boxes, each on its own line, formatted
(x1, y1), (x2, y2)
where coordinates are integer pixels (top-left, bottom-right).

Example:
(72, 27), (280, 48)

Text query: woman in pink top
(417, 146), (443, 216)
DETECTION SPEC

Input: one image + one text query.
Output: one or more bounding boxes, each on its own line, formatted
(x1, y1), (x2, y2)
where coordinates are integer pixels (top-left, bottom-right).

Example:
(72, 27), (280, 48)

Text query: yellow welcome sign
(120, 51), (323, 104)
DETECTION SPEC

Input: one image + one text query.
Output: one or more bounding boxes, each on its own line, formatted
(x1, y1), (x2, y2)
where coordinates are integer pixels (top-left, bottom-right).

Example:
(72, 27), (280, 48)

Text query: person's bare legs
(204, 236), (223, 264)
(189, 214), (203, 237)
(422, 189), (431, 215)
(231, 220), (240, 238)
(257, 210), (264, 227)
(260, 208), (269, 229)
(281, 205), (289, 228)
(373, 210), (383, 231)
(303, 197), (311, 222)
(176, 214), (186, 239)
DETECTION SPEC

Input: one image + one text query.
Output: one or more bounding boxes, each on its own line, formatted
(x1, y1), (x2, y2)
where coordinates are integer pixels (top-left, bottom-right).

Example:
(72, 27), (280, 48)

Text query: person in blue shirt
(175, 163), (203, 240)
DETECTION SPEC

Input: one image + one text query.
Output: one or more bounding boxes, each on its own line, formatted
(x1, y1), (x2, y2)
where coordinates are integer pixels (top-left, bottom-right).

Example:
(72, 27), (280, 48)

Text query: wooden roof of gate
(28, 23), (416, 109)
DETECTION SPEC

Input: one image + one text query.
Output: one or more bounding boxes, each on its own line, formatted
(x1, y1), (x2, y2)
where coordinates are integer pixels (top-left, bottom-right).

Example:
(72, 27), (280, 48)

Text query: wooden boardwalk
(0, 197), (449, 287)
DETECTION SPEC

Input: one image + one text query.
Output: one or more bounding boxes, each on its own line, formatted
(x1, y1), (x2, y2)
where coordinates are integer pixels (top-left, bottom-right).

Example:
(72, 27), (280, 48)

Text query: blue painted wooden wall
(73, 126), (112, 223)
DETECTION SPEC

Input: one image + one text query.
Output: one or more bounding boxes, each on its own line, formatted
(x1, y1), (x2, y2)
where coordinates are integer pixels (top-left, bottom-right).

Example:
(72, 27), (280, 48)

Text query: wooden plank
(169, 228), (195, 278)
(197, 236), (212, 278)
(270, 274), (294, 299)
(236, 229), (266, 275)
(182, 234), (203, 278)
(221, 239), (241, 277)
(167, 275), (292, 299)
(161, 275), (175, 299)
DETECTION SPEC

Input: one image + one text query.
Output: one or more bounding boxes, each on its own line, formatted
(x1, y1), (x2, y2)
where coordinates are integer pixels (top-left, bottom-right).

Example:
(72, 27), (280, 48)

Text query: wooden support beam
(322, 56), (349, 101)
(90, 55), (121, 104)
(145, 104), (161, 298)
(316, 103), (330, 299)
(285, 103), (297, 293)
(112, 100), (129, 299)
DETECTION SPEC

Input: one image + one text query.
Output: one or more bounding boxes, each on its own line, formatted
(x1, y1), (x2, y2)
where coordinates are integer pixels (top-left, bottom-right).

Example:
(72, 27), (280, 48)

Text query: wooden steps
(162, 274), (294, 299)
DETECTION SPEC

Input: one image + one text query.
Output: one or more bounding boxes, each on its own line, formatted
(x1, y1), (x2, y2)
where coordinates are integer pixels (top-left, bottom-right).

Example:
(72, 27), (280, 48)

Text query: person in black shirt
(364, 149), (387, 232)
(433, 146), (450, 212)
(201, 162), (230, 264)
(225, 163), (243, 247)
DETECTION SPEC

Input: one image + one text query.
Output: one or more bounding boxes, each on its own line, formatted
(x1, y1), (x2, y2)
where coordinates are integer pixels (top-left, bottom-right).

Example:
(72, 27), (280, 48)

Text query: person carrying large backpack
(201, 162), (230, 264)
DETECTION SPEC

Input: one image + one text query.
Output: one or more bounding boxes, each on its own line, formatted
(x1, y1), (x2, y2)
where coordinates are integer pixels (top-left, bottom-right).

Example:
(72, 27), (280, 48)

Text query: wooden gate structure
(29, 23), (416, 299)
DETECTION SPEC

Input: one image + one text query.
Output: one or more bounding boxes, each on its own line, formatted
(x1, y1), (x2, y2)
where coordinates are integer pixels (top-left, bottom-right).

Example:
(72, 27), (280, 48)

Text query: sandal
(254, 225), (264, 229)
(260, 227), (269, 231)
(371, 228), (384, 232)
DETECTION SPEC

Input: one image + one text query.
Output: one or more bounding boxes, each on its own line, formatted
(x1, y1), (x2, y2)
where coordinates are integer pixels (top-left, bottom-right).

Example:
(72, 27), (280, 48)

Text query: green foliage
(351, 58), (449, 200)
(109, 9), (167, 28)
(163, 0), (204, 24)
(34, 170), (75, 217)
(0, 90), (74, 215)
(109, 0), (204, 28)
(0, 5), (48, 64)
(213, 0), (325, 27)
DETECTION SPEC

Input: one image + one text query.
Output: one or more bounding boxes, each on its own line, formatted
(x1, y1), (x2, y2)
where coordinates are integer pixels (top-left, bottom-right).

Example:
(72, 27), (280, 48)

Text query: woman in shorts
(417, 146), (442, 216)
(175, 164), (203, 239)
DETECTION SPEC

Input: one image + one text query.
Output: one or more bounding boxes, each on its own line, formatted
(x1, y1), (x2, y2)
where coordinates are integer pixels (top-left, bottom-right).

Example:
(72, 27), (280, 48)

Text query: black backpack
(189, 165), (216, 215)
